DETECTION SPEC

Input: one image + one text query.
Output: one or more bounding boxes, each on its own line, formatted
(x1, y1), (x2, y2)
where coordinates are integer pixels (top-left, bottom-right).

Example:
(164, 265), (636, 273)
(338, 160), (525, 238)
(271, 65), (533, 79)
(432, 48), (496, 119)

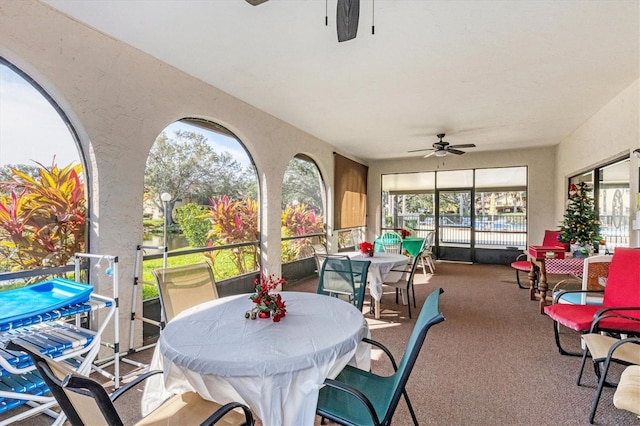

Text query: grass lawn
(141, 248), (258, 299)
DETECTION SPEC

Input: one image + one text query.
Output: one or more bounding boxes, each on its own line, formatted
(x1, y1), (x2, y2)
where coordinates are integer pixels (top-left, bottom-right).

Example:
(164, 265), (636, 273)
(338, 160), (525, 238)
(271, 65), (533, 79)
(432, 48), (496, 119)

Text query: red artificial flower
(359, 241), (374, 253)
(400, 228), (411, 238)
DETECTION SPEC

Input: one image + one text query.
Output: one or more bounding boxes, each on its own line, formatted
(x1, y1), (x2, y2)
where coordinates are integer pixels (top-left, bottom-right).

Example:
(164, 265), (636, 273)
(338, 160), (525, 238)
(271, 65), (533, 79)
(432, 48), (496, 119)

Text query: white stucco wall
(556, 80), (640, 246)
(0, 1), (347, 348)
(368, 146), (557, 246)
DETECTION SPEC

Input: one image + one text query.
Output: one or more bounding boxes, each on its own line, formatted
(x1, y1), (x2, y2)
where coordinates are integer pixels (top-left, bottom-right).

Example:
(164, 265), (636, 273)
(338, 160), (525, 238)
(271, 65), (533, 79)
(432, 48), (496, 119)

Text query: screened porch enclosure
(382, 167), (527, 264)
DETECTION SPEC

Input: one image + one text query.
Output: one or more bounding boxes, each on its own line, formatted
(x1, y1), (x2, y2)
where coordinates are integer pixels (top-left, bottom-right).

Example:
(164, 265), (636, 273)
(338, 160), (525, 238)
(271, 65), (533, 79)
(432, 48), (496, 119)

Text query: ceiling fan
(245, 0), (361, 42)
(408, 134), (477, 158)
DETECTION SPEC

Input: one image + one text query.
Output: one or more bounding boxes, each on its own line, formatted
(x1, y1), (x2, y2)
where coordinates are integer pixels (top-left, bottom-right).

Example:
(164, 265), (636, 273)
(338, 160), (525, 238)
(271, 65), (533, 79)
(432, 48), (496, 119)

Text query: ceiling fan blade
(337, 0), (359, 42)
(447, 149), (466, 155)
(408, 148), (432, 153)
(423, 151), (437, 158)
(448, 144), (476, 149)
(245, 0), (269, 5)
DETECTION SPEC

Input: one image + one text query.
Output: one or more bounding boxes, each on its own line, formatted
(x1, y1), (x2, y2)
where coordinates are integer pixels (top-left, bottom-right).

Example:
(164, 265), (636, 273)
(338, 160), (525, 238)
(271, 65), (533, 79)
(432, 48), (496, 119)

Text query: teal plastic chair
(317, 255), (370, 311)
(378, 232), (403, 254)
(316, 288), (445, 426)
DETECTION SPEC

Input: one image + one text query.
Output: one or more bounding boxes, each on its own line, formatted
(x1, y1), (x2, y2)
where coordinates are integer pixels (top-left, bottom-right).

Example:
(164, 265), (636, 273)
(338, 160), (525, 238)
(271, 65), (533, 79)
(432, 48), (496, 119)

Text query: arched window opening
(281, 154), (326, 268)
(142, 119), (259, 291)
(0, 59), (86, 287)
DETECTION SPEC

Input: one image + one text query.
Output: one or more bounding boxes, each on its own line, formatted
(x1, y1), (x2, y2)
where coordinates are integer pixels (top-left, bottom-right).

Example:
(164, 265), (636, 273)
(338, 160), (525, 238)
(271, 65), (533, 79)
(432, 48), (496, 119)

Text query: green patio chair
(316, 288), (445, 426)
(317, 255), (370, 311)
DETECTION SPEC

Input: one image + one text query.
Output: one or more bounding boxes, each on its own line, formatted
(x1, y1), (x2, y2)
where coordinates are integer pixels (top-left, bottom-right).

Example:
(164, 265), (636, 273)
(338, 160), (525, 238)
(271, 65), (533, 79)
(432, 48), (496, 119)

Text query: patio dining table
(345, 251), (409, 319)
(141, 291), (370, 426)
(401, 237), (425, 258)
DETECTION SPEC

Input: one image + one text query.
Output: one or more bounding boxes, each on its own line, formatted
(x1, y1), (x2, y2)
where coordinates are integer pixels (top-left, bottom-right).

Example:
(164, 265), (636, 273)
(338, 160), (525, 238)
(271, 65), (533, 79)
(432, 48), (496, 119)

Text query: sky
(0, 64), (251, 168)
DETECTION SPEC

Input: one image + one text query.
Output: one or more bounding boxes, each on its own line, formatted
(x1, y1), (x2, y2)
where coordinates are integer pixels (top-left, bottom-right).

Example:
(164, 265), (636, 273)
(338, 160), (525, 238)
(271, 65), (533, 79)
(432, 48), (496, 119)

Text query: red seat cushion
(510, 260), (531, 272)
(544, 304), (600, 331)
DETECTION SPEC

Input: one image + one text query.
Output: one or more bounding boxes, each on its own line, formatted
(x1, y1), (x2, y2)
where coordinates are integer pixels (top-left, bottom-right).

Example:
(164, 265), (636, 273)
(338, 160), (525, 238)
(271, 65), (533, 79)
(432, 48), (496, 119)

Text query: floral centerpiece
(245, 274), (287, 322)
(359, 241), (374, 257)
(400, 228), (412, 239)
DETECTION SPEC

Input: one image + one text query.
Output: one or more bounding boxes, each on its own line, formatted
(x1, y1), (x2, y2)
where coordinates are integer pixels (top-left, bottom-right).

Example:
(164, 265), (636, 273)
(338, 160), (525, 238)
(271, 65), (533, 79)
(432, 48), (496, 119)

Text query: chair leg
(577, 346), (590, 385)
(515, 269), (529, 289)
(411, 282), (416, 308)
(589, 356), (614, 424)
(406, 288), (412, 319)
(427, 256), (435, 273)
(552, 321), (582, 357)
(402, 389), (418, 426)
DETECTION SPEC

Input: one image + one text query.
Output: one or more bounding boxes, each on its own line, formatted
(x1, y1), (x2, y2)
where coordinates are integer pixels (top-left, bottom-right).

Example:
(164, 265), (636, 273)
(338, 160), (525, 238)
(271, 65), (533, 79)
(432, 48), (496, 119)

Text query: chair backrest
(602, 248), (640, 311)
(422, 231), (435, 253)
(311, 243), (328, 273)
(152, 262), (219, 323)
(350, 259), (371, 311)
(382, 288), (445, 425)
(9, 339), (120, 426)
(542, 229), (568, 249)
(317, 255), (368, 310)
(379, 232), (403, 254)
(580, 254), (611, 304)
(582, 255), (611, 291)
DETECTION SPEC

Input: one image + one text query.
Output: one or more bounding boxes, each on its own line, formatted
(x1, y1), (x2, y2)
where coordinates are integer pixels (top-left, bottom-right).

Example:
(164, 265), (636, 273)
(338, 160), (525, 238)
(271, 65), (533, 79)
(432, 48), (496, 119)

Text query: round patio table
(142, 292), (369, 426)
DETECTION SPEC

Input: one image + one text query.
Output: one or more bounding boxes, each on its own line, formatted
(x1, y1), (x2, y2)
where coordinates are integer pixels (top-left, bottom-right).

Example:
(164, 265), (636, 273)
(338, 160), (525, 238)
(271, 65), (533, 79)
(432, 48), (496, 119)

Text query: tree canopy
(145, 130), (256, 224)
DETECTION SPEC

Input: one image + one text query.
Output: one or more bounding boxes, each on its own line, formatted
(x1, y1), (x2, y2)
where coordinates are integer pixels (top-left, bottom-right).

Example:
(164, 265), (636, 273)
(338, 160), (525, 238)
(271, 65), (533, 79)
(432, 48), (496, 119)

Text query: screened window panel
(475, 167), (526, 189)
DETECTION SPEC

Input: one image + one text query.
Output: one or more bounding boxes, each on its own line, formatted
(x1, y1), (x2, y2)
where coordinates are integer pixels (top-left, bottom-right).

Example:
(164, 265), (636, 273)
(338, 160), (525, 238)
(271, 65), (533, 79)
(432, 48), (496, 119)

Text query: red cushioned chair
(544, 247), (640, 356)
(511, 230), (565, 289)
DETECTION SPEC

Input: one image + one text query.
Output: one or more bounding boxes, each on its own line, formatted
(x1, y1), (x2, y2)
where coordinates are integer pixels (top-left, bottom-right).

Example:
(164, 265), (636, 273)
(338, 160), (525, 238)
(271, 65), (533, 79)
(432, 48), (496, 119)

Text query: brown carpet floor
(3, 262), (637, 425)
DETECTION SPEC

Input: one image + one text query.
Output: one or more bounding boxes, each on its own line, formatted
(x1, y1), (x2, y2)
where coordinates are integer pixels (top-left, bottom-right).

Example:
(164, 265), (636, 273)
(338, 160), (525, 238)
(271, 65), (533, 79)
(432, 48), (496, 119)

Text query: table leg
(538, 264), (548, 314)
(375, 300), (380, 319)
(528, 260), (537, 301)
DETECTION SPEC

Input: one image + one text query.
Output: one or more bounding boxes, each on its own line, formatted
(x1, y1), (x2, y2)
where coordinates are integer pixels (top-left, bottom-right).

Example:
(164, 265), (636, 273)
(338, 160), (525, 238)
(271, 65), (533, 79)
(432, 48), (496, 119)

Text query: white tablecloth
(141, 292), (369, 426)
(346, 251), (409, 300)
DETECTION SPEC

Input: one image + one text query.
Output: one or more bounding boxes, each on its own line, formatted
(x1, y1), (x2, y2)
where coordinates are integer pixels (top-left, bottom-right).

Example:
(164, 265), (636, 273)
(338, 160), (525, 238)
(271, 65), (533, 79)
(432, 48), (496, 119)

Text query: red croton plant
(0, 160), (85, 274)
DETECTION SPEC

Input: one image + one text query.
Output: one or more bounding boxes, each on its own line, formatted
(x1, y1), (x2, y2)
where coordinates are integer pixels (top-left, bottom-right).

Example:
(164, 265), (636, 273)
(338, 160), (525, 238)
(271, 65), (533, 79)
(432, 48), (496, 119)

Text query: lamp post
(160, 193), (172, 268)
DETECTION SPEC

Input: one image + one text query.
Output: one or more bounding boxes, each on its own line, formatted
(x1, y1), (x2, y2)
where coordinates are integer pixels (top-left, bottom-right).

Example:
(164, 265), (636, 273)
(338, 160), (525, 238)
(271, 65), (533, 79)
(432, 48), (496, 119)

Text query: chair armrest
(516, 253), (527, 261)
(591, 307), (640, 332)
(361, 337), (399, 371)
(605, 337), (640, 359)
(320, 378), (381, 425)
(201, 401), (254, 426)
(552, 288), (603, 304)
(110, 370), (163, 402)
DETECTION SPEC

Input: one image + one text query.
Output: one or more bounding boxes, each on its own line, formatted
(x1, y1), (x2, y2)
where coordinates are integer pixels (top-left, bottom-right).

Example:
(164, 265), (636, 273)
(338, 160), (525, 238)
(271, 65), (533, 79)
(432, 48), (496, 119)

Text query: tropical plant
(0, 160), (86, 273)
(280, 203), (325, 262)
(174, 203), (211, 247)
(205, 195), (259, 274)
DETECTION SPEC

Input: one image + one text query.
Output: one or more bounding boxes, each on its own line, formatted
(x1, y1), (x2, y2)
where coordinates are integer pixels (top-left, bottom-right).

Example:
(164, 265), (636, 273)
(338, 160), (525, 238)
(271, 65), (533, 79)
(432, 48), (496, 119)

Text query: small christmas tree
(559, 182), (601, 251)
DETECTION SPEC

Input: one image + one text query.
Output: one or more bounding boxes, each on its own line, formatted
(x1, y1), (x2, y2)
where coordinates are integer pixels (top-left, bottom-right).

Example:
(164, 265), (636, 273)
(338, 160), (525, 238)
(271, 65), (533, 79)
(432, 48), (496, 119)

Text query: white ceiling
(42, 0), (639, 161)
